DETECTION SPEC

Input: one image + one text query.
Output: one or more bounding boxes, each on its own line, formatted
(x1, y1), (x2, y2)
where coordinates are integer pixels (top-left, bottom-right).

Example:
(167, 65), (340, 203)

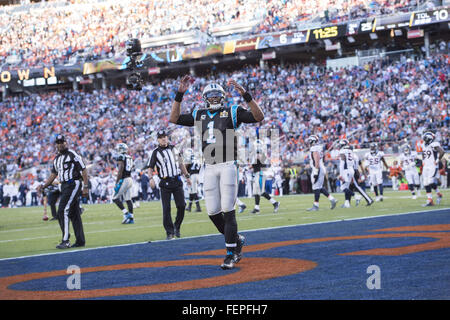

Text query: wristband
(242, 91), (252, 103)
(175, 91), (184, 103)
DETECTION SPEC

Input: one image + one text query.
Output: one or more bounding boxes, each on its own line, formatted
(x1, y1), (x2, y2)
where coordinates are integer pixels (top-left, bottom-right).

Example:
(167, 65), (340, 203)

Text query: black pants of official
(159, 177), (185, 237)
(31, 192), (38, 206)
(47, 190), (60, 219)
(57, 181), (85, 245)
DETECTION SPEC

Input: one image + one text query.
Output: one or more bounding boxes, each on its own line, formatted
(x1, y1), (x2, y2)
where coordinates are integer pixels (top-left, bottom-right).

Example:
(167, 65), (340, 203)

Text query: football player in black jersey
(170, 75), (264, 269)
(112, 143), (135, 224)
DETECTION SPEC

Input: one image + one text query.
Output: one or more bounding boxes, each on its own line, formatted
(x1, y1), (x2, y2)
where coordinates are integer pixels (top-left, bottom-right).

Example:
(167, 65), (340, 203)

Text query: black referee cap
(55, 134), (66, 143)
(157, 130), (167, 138)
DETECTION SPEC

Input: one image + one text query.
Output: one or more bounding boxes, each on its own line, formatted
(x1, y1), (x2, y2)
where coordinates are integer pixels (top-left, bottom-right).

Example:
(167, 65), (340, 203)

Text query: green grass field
(0, 190), (449, 259)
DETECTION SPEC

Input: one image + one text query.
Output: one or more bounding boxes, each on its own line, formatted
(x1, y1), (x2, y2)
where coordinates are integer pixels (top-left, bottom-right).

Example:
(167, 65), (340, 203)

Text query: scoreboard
(409, 7), (449, 26)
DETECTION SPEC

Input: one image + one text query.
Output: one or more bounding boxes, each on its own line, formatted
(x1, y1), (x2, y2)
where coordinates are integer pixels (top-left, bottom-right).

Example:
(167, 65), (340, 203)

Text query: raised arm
(169, 75), (194, 124)
(228, 79), (264, 122)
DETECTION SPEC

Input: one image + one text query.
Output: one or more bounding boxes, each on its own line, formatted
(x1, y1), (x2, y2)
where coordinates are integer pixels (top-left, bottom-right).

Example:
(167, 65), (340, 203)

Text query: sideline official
(145, 131), (191, 240)
(38, 135), (89, 249)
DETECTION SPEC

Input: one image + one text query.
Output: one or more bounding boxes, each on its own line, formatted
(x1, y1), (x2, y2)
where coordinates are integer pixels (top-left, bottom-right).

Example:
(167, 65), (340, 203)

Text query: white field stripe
(1, 207), (449, 262)
(0, 219), (211, 244)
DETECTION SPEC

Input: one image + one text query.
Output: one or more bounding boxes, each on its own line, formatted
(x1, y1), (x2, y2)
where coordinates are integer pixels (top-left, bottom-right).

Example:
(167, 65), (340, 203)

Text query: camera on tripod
(125, 38), (144, 91)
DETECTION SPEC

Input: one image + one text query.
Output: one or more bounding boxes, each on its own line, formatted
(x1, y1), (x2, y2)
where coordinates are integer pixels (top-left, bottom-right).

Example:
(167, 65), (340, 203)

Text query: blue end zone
(1, 209), (449, 299)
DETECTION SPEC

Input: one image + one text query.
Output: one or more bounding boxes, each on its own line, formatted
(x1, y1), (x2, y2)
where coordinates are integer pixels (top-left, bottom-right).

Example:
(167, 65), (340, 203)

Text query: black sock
(314, 189), (321, 202)
(209, 212), (225, 234)
(126, 200), (133, 214)
(261, 192), (271, 200)
(255, 195), (260, 206)
(223, 210), (238, 252)
(113, 199), (125, 210)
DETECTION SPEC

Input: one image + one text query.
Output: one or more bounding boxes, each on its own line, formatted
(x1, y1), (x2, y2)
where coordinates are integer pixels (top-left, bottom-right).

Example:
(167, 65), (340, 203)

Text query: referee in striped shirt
(145, 130), (191, 240)
(38, 135), (89, 249)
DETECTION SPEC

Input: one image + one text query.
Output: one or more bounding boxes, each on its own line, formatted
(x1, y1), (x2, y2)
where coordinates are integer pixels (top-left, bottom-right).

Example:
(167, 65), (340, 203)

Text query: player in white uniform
(185, 151), (203, 212)
(272, 163), (283, 196)
(399, 145), (420, 199)
(248, 143), (280, 214)
(306, 135), (337, 211)
(421, 132), (445, 206)
(362, 143), (389, 202)
(338, 140), (373, 208)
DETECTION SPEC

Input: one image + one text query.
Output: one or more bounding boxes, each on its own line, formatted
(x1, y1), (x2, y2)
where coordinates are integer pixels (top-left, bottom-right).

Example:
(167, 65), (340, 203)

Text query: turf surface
(0, 190), (449, 259)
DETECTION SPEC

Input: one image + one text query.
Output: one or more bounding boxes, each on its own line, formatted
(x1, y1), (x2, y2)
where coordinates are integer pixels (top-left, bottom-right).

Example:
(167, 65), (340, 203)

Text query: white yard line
(0, 219), (211, 244)
(0, 207), (448, 261)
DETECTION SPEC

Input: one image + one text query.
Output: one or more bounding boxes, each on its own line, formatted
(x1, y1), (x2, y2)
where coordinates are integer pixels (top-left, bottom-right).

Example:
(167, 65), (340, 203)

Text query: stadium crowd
(0, 0), (434, 68)
(0, 50), (448, 206)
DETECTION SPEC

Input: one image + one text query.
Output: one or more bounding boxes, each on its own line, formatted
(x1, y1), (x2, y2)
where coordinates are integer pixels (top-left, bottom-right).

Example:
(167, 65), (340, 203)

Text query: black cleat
(251, 208), (260, 214)
(56, 240), (71, 249)
(166, 234), (175, 240)
(221, 254), (237, 270)
(238, 204), (246, 213)
(174, 228), (181, 238)
(70, 242), (85, 248)
(273, 201), (280, 213)
(235, 235), (245, 263)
